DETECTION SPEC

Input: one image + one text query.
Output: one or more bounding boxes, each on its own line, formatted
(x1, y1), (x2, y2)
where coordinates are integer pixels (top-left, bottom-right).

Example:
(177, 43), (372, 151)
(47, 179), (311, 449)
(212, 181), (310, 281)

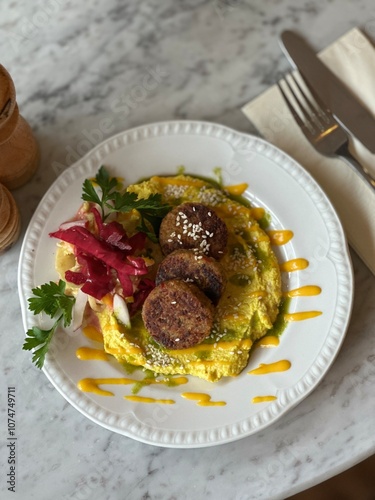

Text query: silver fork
(277, 72), (375, 192)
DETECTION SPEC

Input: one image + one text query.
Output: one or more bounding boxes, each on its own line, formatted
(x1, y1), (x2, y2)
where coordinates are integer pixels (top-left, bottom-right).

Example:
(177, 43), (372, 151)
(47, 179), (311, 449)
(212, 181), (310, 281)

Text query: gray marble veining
(1, 1), (375, 499)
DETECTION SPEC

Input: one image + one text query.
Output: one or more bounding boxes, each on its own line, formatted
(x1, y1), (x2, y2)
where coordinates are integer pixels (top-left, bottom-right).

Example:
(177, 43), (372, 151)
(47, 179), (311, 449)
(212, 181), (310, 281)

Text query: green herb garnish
(82, 166), (171, 241)
(23, 280), (75, 369)
(82, 166), (119, 220)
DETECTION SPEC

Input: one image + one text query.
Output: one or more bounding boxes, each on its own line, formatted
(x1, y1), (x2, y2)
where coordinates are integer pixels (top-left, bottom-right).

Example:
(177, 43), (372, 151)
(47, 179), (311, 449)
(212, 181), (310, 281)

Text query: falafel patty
(141, 279), (214, 350)
(156, 249), (226, 304)
(159, 202), (228, 259)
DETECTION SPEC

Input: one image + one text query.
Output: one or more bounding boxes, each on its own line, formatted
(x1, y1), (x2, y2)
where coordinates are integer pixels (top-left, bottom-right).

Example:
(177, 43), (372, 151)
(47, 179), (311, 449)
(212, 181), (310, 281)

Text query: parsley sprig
(82, 166), (119, 220)
(82, 166), (171, 241)
(23, 280), (75, 369)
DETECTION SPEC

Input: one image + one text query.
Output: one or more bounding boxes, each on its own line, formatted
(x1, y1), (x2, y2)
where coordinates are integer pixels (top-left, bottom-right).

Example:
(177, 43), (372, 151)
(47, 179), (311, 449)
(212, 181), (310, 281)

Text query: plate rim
(18, 119), (354, 448)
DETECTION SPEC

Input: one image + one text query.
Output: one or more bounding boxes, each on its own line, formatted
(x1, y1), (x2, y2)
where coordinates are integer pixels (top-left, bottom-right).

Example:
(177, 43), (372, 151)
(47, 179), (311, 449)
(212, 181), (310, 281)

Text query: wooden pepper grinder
(0, 64), (39, 189)
(0, 65), (39, 251)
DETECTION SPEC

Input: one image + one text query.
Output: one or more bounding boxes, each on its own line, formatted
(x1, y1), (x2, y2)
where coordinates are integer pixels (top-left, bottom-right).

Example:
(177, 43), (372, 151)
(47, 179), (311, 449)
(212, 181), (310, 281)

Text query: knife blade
(280, 30), (375, 154)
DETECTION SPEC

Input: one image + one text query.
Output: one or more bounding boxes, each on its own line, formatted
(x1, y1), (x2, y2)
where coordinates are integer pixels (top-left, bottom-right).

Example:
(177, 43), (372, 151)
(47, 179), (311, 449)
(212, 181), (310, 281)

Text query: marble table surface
(1, 1), (375, 499)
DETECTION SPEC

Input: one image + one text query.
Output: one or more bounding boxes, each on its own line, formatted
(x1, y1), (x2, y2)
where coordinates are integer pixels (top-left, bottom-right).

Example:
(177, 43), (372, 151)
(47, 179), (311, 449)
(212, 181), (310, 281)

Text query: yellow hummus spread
(56, 174), (282, 382)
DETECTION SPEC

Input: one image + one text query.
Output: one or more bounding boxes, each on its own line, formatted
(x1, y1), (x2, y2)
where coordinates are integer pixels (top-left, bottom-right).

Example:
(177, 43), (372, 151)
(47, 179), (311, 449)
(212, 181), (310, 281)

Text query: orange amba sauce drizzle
(255, 335), (280, 348)
(267, 229), (294, 246)
(124, 395), (175, 404)
(76, 347), (108, 361)
(280, 258), (309, 272)
(181, 393), (226, 406)
(248, 360), (291, 375)
(82, 325), (103, 343)
(74, 195), (323, 407)
(284, 285), (322, 297)
(284, 310), (322, 321)
(78, 376), (188, 397)
(252, 395), (277, 403)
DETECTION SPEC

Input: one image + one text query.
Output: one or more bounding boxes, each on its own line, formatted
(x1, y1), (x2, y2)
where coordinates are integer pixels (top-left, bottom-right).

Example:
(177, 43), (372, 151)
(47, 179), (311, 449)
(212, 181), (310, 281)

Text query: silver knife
(280, 30), (375, 154)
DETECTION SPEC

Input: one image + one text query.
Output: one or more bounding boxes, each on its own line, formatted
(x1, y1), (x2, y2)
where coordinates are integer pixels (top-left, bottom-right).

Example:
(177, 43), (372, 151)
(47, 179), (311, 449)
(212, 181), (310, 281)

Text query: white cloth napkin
(242, 28), (375, 275)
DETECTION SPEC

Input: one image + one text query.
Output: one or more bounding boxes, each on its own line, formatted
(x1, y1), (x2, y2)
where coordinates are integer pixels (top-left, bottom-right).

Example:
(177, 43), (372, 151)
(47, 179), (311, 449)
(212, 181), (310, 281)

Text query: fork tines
(277, 72), (334, 135)
(277, 70), (375, 191)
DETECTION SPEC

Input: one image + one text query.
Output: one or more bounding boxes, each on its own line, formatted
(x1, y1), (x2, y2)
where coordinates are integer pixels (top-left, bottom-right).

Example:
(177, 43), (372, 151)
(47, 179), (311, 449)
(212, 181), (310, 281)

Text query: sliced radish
(113, 293), (131, 328)
(59, 220), (86, 231)
(72, 288), (88, 331)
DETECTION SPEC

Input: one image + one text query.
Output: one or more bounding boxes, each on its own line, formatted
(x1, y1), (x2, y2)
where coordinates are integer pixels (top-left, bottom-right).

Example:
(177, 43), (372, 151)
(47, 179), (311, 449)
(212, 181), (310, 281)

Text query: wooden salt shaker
(0, 183), (21, 252)
(0, 65), (39, 190)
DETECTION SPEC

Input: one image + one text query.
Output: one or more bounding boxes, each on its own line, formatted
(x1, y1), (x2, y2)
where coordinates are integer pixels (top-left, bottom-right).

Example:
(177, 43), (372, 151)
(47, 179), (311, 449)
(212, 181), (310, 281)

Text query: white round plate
(18, 121), (353, 448)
